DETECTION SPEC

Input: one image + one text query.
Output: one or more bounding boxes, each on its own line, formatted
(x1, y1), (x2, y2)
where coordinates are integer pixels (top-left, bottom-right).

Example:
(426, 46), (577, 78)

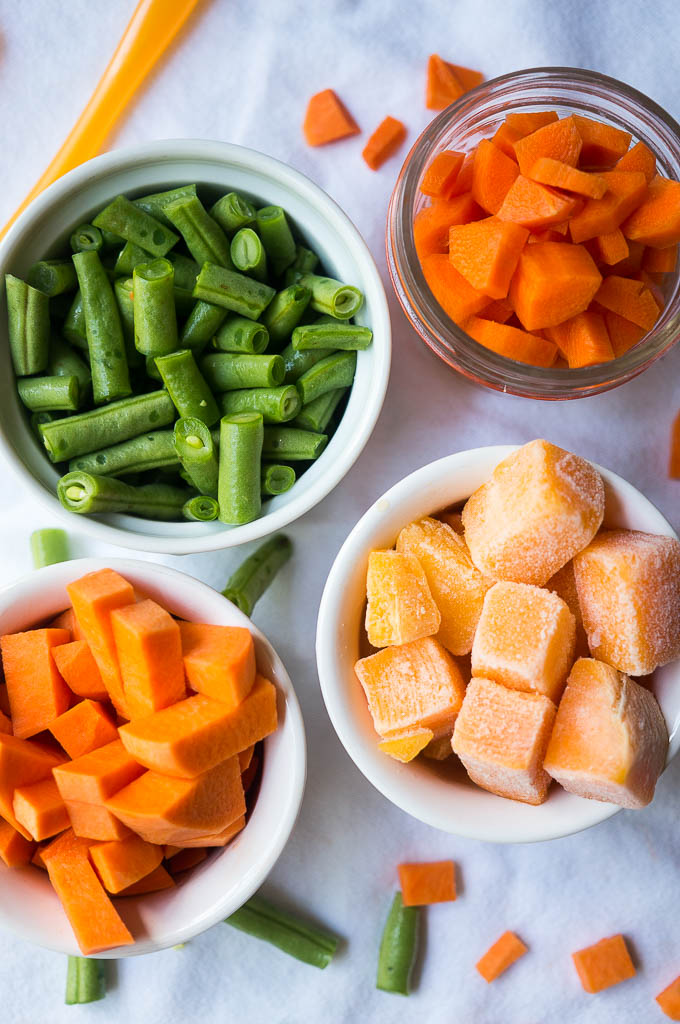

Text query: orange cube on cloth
(657, 976), (680, 1020)
(49, 699), (118, 759)
(362, 116), (407, 171)
(476, 931), (528, 982)
(572, 934), (635, 993)
(303, 89), (359, 146)
(365, 549), (441, 648)
(398, 860), (456, 905)
(180, 622), (255, 707)
(0, 628), (71, 739)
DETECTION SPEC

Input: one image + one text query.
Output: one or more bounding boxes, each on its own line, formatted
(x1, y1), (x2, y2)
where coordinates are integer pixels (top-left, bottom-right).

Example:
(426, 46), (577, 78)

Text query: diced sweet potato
(111, 600), (186, 719)
(13, 778), (69, 841)
(53, 739), (145, 805)
(0, 628), (71, 739)
(0, 819), (35, 866)
(52, 640), (109, 702)
(377, 728), (434, 762)
(49, 699), (118, 759)
(90, 834), (164, 894)
(180, 623), (255, 707)
(65, 800), (132, 842)
(0, 733), (64, 839)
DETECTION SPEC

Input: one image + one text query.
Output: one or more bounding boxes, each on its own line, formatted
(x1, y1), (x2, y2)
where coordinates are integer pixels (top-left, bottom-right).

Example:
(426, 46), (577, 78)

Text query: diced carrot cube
(573, 116), (632, 167)
(303, 89), (359, 146)
(569, 171), (648, 243)
(238, 744), (255, 773)
(471, 139), (519, 214)
(170, 814), (246, 849)
(497, 175), (578, 230)
(478, 297), (514, 323)
(514, 115), (582, 176)
(591, 228), (629, 265)
(603, 310), (646, 356)
(399, 860), (456, 905)
(492, 111), (558, 159)
(446, 63), (484, 92)
(572, 934), (635, 993)
(509, 241), (602, 331)
(420, 151), (465, 198)
(616, 140), (656, 182)
(476, 931), (528, 982)
(463, 318), (558, 367)
(49, 699), (118, 759)
(448, 216), (528, 299)
(0, 628), (71, 739)
(179, 622), (255, 707)
(544, 310), (614, 368)
(447, 150), (476, 197)
(594, 275), (659, 330)
(420, 253), (489, 325)
(622, 175), (680, 247)
(529, 157), (607, 198)
(13, 778), (69, 841)
(0, 819), (35, 867)
(414, 193), (482, 258)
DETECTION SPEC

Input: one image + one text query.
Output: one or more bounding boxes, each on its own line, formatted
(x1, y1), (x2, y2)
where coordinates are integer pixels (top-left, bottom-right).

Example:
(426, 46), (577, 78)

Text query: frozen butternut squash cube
(546, 560), (590, 658)
(365, 550), (441, 648)
(355, 637), (466, 739)
(472, 582), (576, 701)
(462, 439), (605, 586)
(451, 677), (556, 804)
(437, 510), (463, 533)
(396, 517), (493, 655)
(377, 728), (434, 762)
(544, 657), (668, 808)
(422, 734), (454, 760)
(573, 529), (680, 676)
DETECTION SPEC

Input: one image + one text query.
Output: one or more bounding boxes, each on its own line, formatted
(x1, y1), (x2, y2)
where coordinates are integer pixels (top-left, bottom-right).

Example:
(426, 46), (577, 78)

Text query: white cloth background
(1, 1), (679, 1021)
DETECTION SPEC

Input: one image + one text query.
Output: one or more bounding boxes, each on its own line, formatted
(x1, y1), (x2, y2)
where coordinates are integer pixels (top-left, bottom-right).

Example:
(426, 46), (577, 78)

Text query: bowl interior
(0, 141), (390, 553)
(317, 446), (680, 843)
(0, 558), (306, 956)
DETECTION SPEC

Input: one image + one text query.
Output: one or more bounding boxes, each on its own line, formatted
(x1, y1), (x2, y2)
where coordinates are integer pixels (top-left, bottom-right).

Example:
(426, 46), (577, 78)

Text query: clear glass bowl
(387, 67), (680, 400)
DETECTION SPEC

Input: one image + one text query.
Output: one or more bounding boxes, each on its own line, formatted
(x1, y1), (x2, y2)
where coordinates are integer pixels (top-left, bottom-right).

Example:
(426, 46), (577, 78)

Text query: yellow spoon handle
(1, 0), (203, 241)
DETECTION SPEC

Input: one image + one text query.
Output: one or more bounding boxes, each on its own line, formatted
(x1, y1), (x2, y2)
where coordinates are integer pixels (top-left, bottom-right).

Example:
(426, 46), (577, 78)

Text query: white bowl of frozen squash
(316, 440), (680, 843)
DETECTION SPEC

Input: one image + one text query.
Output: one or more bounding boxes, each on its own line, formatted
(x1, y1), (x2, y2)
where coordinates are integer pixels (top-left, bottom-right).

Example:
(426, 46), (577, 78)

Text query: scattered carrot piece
(529, 157), (607, 199)
(594, 275), (659, 329)
(426, 54), (465, 110)
(0, 628), (71, 739)
(616, 140), (656, 182)
(623, 176), (680, 247)
(49, 699), (118, 759)
(497, 175), (578, 230)
(572, 934), (635, 993)
(657, 975), (680, 1020)
(514, 115), (582, 177)
(476, 931), (528, 982)
(398, 860), (456, 905)
(573, 116), (632, 167)
(464, 317), (558, 367)
(509, 241), (602, 331)
(52, 640), (109, 702)
(447, 63), (484, 92)
(13, 777), (70, 841)
(544, 311), (614, 368)
(363, 116), (407, 171)
(449, 217), (529, 298)
(414, 193), (482, 258)
(0, 819), (35, 867)
(303, 89), (359, 146)
(420, 150), (465, 198)
(670, 411), (680, 479)
(471, 139), (519, 214)
(421, 253), (488, 325)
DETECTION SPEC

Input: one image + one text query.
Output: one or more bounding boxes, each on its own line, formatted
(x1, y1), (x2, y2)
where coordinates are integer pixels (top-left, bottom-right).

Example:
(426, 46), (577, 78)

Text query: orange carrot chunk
(544, 311), (614, 368)
(398, 860), (456, 905)
(363, 116), (407, 171)
(169, 814), (246, 848)
(117, 863), (175, 896)
(448, 217), (529, 298)
(111, 599), (186, 719)
(622, 175), (680, 247)
(514, 115), (582, 177)
(65, 800), (132, 842)
(167, 847), (207, 873)
(0, 819), (35, 866)
(421, 253), (488, 325)
(670, 411), (680, 479)
(479, 297), (514, 323)
(476, 931), (528, 982)
(464, 318), (558, 367)
(497, 175), (578, 230)
(509, 241), (602, 331)
(42, 829), (134, 955)
(303, 89), (359, 146)
(471, 139), (519, 214)
(0, 628), (71, 739)
(657, 975), (680, 1020)
(420, 151), (465, 198)
(179, 622), (255, 708)
(642, 244), (677, 273)
(446, 150), (476, 197)
(616, 140), (657, 182)
(90, 834), (164, 894)
(0, 733), (64, 839)
(52, 640), (109, 702)
(13, 777), (69, 841)
(238, 744), (255, 772)
(603, 310), (646, 357)
(425, 54), (465, 110)
(594, 275), (659, 329)
(446, 63), (484, 92)
(491, 112), (558, 160)
(53, 739), (145, 805)
(573, 116), (632, 167)
(0, 710), (11, 735)
(528, 157), (608, 199)
(49, 607), (84, 642)
(592, 228), (629, 265)
(49, 699), (118, 759)
(569, 171), (648, 244)
(413, 193), (482, 258)
(572, 934), (635, 993)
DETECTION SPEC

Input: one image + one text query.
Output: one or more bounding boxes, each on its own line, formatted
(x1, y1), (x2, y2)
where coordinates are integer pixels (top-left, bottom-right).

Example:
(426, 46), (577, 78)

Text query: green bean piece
(260, 285), (311, 347)
(219, 385), (301, 424)
(31, 528), (69, 569)
(173, 417), (219, 496)
(291, 245), (319, 274)
(133, 258), (178, 357)
(69, 429), (177, 476)
(65, 956), (106, 1005)
(280, 343), (335, 383)
(180, 300), (229, 354)
(18, 375), (80, 412)
(256, 206), (297, 276)
(39, 390), (176, 462)
(5, 274), (50, 375)
(115, 240), (150, 275)
(292, 322), (372, 351)
(293, 388), (347, 433)
(72, 250), (131, 404)
(218, 413), (263, 524)
(212, 316), (268, 354)
(262, 427), (328, 461)
(70, 224), (103, 254)
(178, 466), (197, 488)
(30, 410), (60, 438)
(100, 228), (123, 250)
(93, 195), (178, 257)
(134, 184), (197, 226)
(48, 336), (92, 398)
(296, 351), (356, 405)
(165, 195), (233, 269)
(155, 348), (219, 425)
(168, 252), (200, 291)
(210, 192), (257, 235)
(27, 260), (78, 296)
(62, 290), (88, 350)
(295, 272), (363, 319)
(224, 894), (339, 969)
(223, 534), (293, 615)
(230, 228), (268, 282)
(112, 278), (144, 368)
(193, 263), (275, 320)
(144, 354), (161, 381)
(261, 463), (296, 496)
(182, 494), (219, 522)
(58, 471), (190, 519)
(376, 893), (419, 995)
(201, 353), (284, 391)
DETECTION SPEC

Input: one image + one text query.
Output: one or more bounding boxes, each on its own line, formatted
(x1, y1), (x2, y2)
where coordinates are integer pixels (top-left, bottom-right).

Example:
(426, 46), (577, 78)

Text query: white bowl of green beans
(0, 141), (391, 554)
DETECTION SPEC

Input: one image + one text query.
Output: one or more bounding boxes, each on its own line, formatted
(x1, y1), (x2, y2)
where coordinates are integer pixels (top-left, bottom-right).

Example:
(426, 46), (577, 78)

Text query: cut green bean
(27, 260), (78, 296)
(218, 412), (263, 524)
(165, 195), (233, 269)
(115, 240), (149, 275)
(5, 274), (50, 375)
(291, 245), (319, 274)
(100, 228), (123, 250)
(292, 322), (372, 351)
(212, 316), (268, 354)
(201, 353), (284, 391)
(58, 471), (190, 519)
(155, 348), (219, 425)
(133, 258), (178, 356)
(193, 262), (275, 320)
(180, 300), (229, 354)
(72, 250), (131, 404)
(223, 533), (293, 615)
(230, 227), (268, 282)
(173, 418), (219, 496)
(145, 355), (162, 381)
(39, 390), (176, 462)
(70, 224), (103, 254)
(30, 410), (60, 437)
(62, 290), (88, 350)
(48, 336), (92, 397)
(261, 463), (296, 496)
(182, 494), (219, 521)
(256, 205), (296, 276)
(260, 285), (311, 347)
(224, 894), (339, 969)
(281, 343), (335, 383)
(134, 184), (197, 226)
(168, 252), (200, 291)
(376, 893), (419, 996)
(65, 956), (106, 1005)
(112, 278), (144, 368)
(295, 272), (363, 318)
(293, 388), (347, 432)
(93, 195), (178, 257)
(219, 385), (301, 423)
(18, 375), (80, 412)
(262, 427), (328, 460)
(296, 351), (356, 405)
(69, 429), (177, 476)
(210, 192), (256, 235)
(31, 528), (69, 569)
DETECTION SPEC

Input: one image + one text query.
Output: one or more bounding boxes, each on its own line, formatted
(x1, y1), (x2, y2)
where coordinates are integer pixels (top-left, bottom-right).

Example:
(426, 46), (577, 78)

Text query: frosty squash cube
(355, 637), (466, 739)
(471, 582), (576, 701)
(573, 529), (680, 676)
(546, 561), (590, 658)
(396, 517), (493, 655)
(377, 728), (434, 762)
(544, 658), (668, 807)
(462, 440), (605, 586)
(365, 550), (441, 648)
(451, 677), (556, 804)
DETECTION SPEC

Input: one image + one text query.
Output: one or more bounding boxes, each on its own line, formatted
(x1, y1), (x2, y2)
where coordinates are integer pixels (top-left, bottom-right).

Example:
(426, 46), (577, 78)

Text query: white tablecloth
(1, 1), (680, 1020)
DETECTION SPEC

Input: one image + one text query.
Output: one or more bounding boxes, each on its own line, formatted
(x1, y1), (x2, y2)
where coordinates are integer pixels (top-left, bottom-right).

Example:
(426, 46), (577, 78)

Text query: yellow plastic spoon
(0, 0), (204, 241)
